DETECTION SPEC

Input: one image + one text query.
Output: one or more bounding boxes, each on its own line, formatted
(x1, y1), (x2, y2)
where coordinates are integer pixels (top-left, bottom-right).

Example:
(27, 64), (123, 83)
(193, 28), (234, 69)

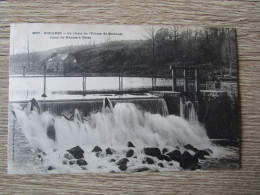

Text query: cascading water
(180, 96), (198, 122)
(9, 97), (238, 174)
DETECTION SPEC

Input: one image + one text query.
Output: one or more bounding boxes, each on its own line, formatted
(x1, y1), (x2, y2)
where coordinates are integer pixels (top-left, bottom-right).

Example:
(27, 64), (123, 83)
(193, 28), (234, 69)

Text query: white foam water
(9, 99), (238, 174)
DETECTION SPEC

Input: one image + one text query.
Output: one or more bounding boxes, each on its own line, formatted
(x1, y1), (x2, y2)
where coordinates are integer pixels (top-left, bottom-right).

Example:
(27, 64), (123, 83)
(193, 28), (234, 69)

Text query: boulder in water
(204, 148), (213, 154)
(69, 160), (76, 165)
(76, 159), (88, 166)
(160, 155), (171, 162)
(105, 148), (113, 155)
(143, 157), (154, 165)
(194, 150), (210, 160)
(118, 164), (128, 171)
(127, 141), (135, 148)
(67, 146), (84, 159)
(110, 159), (116, 163)
(126, 149), (134, 157)
(162, 148), (169, 154)
(47, 166), (55, 171)
(184, 144), (198, 152)
(143, 148), (162, 160)
(133, 167), (150, 172)
(116, 158), (129, 166)
(179, 151), (199, 169)
(92, 146), (102, 153)
(158, 163), (164, 168)
(166, 150), (182, 161)
(47, 122), (56, 142)
(64, 153), (73, 160)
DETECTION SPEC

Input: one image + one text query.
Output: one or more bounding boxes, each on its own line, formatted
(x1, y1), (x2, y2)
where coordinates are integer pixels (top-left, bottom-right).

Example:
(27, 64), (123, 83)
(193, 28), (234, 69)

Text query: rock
(194, 150), (210, 160)
(143, 157), (154, 164)
(162, 148), (168, 154)
(67, 146), (84, 159)
(127, 141), (135, 148)
(118, 164), (128, 171)
(126, 149), (134, 157)
(160, 155), (171, 162)
(69, 160), (76, 165)
(158, 163), (164, 168)
(184, 144), (198, 152)
(92, 146), (102, 153)
(168, 163), (174, 166)
(181, 151), (193, 161)
(76, 159), (88, 166)
(105, 148), (113, 155)
(47, 166), (55, 171)
(143, 147), (162, 160)
(190, 164), (201, 170)
(63, 160), (68, 165)
(64, 153), (73, 160)
(176, 146), (180, 150)
(166, 150), (182, 161)
(47, 124), (56, 142)
(133, 167), (150, 172)
(116, 158), (129, 166)
(204, 148), (213, 154)
(179, 151), (199, 169)
(81, 167), (87, 170)
(110, 159), (116, 163)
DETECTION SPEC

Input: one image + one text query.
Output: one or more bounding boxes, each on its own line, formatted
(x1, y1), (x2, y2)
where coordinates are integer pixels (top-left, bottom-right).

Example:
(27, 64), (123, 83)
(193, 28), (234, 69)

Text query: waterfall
(11, 98), (211, 156)
(17, 97), (169, 117)
(180, 96), (198, 122)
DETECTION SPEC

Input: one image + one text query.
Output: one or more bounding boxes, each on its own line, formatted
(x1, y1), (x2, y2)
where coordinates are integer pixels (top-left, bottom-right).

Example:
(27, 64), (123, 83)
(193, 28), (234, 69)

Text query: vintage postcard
(8, 23), (240, 174)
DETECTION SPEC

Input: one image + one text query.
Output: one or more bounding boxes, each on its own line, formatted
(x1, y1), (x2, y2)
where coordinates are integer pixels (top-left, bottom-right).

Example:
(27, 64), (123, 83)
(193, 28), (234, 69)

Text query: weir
(12, 97), (169, 117)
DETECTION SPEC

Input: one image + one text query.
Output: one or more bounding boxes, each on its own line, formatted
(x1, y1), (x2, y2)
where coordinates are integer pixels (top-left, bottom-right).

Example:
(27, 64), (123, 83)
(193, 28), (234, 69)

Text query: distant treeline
(10, 27), (237, 81)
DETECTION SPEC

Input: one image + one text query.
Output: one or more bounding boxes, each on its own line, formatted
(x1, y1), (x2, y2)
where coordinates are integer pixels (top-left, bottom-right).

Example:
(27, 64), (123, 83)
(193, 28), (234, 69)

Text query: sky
(10, 23), (200, 55)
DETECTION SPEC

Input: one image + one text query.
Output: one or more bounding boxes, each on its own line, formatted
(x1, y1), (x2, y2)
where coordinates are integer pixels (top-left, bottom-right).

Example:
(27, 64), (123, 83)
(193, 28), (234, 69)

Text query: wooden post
(41, 64), (47, 97)
(23, 66), (25, 77)
(82, 72), (86, 96)
(183, 69), (188, 92)
(119, 75), (123, 93)
(171, 68), (176, 91)
(195, 69), (198, 93)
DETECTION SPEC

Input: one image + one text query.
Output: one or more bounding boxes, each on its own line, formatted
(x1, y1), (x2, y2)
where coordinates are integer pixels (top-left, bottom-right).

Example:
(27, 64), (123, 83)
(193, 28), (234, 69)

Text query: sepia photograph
(8, 23), (240, 174)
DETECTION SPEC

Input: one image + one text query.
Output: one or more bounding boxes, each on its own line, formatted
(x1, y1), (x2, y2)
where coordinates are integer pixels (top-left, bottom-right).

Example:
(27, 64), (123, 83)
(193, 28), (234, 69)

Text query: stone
(116, 158), (129, 166)
(133, 167), (150, 172)
(166, 150), (182, 161)
(47, 124), (56, 142)
(63, 160), (68, 165)
(143, 157), (154, 165)
(47, 166), (55, 171)
(179, 151), (199, 169)
(126, 149), (134, 157)
(67, 146), (84, 159)
(105, 148), (113, 155)
(64, 153), (73, 160)
(76, 159), (88, 166)
(110, 159), (116, 163)
(143, 147), (162, 160)
(92, 146), (102, 153)
(69, 160), (76, 165)
(118, 164), (128, 171)
(158, 163), (164, 168)
(194, 150), (210, 160)
(204, 148), (213, 154)
(160, 155), (171, 162)
(184, 144), (198, 152)
(127, 141), (135, 148)
(162, 148), (168, 154)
